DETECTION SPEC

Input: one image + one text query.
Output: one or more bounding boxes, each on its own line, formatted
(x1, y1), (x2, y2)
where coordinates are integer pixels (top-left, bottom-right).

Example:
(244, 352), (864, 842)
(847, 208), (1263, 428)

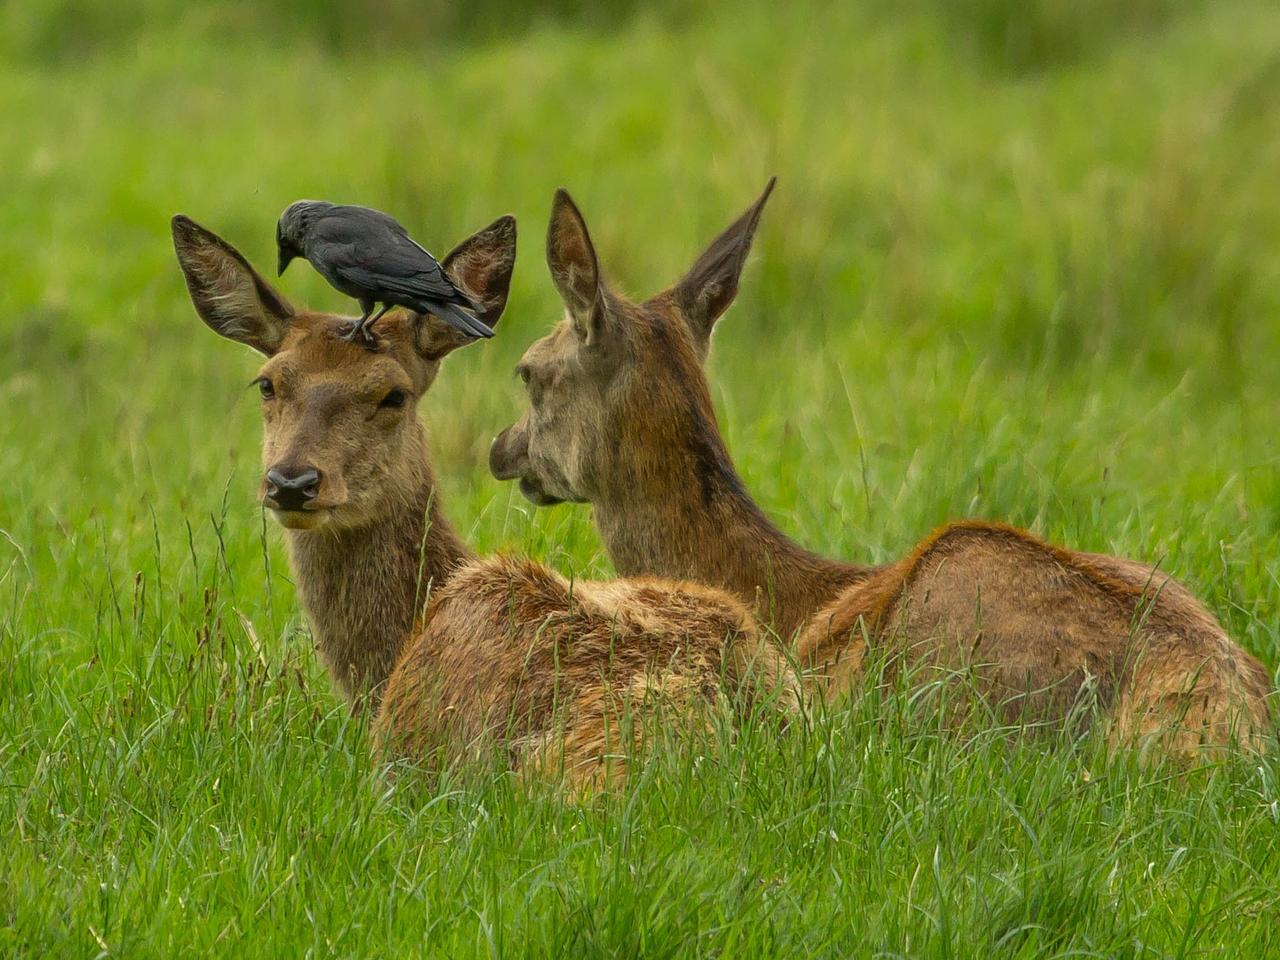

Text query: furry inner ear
(442, 215), (517, 326)
(416, 215), (518, 360)
(172, 215), (294, 355)
(546, 188), (604, 344)
(672, 177), (775, 359)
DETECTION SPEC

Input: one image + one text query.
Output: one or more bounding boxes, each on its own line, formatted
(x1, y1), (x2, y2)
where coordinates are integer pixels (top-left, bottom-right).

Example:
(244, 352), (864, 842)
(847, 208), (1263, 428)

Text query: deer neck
(593, 417), (868, 642)
(282, 430), (472, 706)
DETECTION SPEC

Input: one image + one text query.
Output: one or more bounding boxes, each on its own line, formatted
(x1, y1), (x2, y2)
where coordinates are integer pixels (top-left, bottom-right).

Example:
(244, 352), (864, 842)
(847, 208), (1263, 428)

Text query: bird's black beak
(277, 251), (294, 277)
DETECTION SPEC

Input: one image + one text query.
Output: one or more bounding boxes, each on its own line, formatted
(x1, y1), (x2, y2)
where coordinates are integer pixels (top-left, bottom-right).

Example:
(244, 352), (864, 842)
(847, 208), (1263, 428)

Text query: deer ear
(171, 215), (294, 355)
(442, 215), (517, 326)
(672, 177), (775, 359)
(546, 189), (605, 345)
(416, 215), (518, 360)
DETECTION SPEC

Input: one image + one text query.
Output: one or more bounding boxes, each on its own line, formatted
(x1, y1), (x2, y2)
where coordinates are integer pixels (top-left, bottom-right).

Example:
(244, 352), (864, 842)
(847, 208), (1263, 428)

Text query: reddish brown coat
(490, 185), (1275, 757)
(171, 213), (796, 791)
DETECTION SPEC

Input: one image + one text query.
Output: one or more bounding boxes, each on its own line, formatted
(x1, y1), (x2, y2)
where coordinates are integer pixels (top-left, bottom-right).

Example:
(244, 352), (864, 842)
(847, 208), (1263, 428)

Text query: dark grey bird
(275, 200), (494, 342)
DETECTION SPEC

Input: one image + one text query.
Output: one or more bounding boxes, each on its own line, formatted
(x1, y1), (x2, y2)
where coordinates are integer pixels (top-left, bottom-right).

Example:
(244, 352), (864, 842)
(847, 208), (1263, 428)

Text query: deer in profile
(171, 213), (794, 791)
(489, 182), (1274, 756)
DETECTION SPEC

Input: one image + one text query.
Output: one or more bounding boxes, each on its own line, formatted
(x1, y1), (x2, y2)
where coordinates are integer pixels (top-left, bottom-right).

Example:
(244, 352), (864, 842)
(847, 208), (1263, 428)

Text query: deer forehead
(264, 317), (421, 390)
(524, 322), (577, 364)
(262, 348), (414, 396)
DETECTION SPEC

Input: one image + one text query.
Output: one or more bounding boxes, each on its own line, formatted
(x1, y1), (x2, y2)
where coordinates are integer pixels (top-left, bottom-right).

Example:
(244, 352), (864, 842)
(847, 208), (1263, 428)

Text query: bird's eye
(257, 377), (276, 399)
(379, 389), (407, 410)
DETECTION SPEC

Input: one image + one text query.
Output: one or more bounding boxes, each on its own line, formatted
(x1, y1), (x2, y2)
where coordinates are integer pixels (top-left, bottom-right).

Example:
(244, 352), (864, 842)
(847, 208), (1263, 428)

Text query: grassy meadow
(3, 0), (1280, 955)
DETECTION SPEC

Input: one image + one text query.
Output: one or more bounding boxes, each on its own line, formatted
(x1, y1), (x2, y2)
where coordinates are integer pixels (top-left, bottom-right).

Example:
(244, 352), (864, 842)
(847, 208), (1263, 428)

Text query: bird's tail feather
(430, 299), (495, 340)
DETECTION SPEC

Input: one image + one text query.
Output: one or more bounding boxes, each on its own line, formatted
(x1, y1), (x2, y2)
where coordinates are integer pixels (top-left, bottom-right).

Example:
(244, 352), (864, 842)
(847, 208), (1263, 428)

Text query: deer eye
(256, 377), (275, 400)
(379, 388), (407, 410)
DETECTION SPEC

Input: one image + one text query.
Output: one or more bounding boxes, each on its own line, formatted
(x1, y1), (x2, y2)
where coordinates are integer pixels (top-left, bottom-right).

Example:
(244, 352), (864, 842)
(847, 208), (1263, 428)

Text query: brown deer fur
(489, 185), (1274, 755)
(171, 213), (795, 791)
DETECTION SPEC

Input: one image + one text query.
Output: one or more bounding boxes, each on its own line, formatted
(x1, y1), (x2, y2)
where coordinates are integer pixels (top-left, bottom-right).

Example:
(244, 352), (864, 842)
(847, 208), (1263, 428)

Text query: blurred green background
(3, 1), (1279, 956)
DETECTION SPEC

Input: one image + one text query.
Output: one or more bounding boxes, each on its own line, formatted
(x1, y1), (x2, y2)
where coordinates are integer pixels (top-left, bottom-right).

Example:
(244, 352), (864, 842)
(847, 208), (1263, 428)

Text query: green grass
(3, 0), (1280, 955)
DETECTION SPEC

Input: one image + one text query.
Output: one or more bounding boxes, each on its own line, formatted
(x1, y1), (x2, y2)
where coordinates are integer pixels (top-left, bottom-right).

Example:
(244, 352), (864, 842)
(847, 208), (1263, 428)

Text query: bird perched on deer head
(276, 200), (494, 343)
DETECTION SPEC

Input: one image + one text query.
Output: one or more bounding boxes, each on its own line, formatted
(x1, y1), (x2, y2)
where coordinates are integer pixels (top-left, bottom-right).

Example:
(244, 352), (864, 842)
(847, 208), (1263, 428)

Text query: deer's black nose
(265, 466), (321, 511)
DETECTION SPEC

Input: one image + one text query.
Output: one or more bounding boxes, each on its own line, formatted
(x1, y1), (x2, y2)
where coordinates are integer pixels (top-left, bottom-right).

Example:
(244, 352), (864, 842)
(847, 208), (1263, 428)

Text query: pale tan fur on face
(252, 313), (433, 532)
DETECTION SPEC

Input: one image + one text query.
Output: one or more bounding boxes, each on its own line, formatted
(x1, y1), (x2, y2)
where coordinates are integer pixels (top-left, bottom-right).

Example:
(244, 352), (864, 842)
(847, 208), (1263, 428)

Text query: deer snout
(264, 465), (321, 511)
(488, 426), (529, 481)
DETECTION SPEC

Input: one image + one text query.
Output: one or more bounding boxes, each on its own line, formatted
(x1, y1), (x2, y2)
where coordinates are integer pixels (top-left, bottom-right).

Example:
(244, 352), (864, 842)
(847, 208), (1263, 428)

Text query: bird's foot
(344, 306), (391, 345)
(340, 321), (375, 347)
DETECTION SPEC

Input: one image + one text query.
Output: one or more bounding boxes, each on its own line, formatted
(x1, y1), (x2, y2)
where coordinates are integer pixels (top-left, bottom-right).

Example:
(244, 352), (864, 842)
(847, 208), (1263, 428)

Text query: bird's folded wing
(319, 227), (464, 303)
(333, 262), (464, 306)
